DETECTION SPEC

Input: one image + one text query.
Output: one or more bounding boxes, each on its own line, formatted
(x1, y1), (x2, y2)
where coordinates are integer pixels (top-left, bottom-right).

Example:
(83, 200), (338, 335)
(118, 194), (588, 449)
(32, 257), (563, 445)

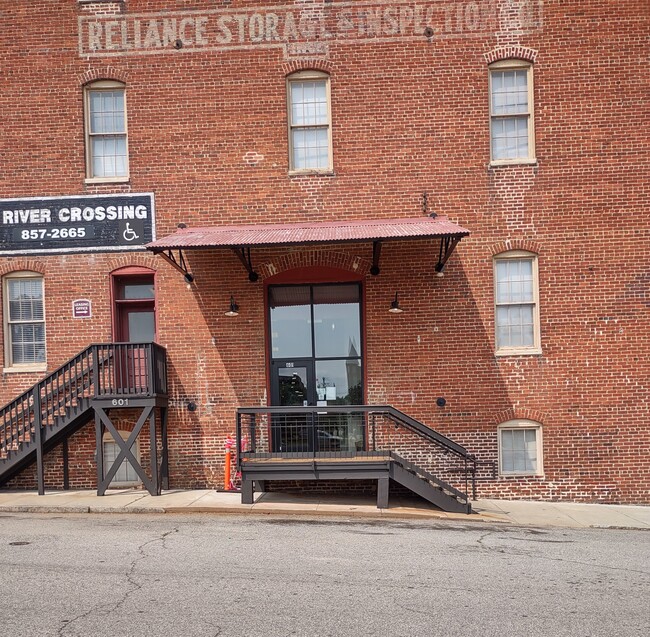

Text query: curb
(0, 506), (90, 513)
(0, 503), (505, 524)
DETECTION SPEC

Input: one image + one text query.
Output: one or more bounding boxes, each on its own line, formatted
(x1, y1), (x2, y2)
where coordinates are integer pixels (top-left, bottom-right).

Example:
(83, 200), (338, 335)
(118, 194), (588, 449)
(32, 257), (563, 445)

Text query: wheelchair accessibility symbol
(123, 223), (139, 242)
(118, 219), (145, 245)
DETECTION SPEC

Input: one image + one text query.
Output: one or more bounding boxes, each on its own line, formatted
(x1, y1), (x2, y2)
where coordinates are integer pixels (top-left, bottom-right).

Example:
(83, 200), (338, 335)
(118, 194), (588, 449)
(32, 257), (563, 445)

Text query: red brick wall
(1, 1), (648, 504)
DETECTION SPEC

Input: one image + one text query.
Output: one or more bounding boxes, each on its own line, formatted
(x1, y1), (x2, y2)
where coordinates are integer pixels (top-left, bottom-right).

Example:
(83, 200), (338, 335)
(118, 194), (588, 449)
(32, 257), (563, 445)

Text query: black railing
(93, 342), (168, 397)
(1, 343), (167, 471)
(236, 405), (491, 500)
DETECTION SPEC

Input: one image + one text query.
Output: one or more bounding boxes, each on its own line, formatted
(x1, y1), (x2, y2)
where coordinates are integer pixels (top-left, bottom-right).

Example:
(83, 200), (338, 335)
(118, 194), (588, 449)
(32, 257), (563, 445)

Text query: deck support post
(95, 403), (162, 496)
(62, 438), (70, 490)
(160, 407), (169, 490)
(149, 407), (159, 496)
(95, 410), (104, 493)
(241, 478), (254, 504)
(377, 476), (390, 509)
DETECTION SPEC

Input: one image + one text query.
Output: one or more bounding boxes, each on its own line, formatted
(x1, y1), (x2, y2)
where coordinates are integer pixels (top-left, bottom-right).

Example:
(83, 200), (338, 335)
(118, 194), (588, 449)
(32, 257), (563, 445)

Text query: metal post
(472, 460), (477, 501)
(377, 477), (389, 509)
(146, 343), (155, 396)
(91, 345), (100, 397)
(160, 407), (169, 490)
(241, 478), (254, 504)
(33, 385), (44, 495)
(62, 438), (70, 491)
(149, 407), (159, 495)
(236, 412), (241, 468)
(95, 410), (105, 496)
(464, 456), (469, 504)
(250, 413), (256, 453)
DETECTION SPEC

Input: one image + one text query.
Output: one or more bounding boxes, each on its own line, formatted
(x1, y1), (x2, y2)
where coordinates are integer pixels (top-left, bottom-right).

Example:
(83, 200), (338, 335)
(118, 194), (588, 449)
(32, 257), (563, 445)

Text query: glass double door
(269, 283), (364, 454)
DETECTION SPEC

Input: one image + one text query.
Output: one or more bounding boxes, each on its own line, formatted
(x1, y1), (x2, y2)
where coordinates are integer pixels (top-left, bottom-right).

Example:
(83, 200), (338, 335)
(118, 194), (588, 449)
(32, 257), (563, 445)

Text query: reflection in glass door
(271, 362), (314, 452)
(269, 283), (364, 453)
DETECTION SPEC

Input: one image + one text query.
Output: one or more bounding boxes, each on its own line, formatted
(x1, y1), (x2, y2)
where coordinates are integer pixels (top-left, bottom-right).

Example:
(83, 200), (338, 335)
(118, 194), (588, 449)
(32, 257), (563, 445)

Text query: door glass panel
(127, 311), (155, 342)
(278, 367), (309, 406)
(117, 276), (155, 300)
(313, 285), (361, 358)
(269, 286), (312, 358)
(315, 359), (362, 405)
(275, 367), (311, 453)
(315, 359), (363, 453)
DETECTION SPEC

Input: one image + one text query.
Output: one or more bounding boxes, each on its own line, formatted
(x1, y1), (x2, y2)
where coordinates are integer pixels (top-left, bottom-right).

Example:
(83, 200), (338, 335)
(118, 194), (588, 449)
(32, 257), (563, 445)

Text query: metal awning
(145, 216), (470, 283)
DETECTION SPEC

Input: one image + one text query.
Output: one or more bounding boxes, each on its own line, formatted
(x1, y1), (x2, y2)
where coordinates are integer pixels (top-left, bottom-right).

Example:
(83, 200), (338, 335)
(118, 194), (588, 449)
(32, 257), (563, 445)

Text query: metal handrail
(236, 404), (483, 502)
(1, 342), (167, 461)
(236, 404), (475, 459)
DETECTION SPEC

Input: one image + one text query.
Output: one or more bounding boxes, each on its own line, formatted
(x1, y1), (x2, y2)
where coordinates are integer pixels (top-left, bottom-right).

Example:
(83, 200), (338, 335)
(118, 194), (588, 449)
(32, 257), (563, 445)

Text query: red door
(112, 272), (156, 393)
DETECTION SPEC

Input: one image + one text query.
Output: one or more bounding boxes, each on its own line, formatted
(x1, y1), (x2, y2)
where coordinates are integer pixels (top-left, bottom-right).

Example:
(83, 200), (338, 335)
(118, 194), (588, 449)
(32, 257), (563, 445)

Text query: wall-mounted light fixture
(225, 296), (239, 317)
(435, 262), (445, 278)
(389, 292), (403, 314)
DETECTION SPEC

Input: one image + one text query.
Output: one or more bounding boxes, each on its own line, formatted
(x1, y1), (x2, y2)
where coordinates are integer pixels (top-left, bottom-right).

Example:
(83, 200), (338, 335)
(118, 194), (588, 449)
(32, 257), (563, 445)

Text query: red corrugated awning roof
(146, 216), (469, 251)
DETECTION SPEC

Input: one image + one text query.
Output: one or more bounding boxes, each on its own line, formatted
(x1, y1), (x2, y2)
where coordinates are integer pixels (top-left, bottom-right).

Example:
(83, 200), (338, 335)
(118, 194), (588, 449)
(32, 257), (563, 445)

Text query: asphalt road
(0, 513), (648, 637)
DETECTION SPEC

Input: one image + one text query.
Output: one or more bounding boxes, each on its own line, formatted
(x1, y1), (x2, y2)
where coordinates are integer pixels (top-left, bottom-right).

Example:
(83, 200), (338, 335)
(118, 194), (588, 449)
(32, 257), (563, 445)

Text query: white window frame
(3, 271), (47, 373)
(84, 80), (129, 183)
(489, 60), (536, 165)
(287, 70), (333, 174)
(498, 420), (543, 476)
(102, 431), (142, 488)
(493, 250), (541, 356)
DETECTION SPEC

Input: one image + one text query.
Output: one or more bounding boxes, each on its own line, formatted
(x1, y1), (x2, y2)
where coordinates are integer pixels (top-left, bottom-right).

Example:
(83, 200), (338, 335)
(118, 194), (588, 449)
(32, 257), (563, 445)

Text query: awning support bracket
(158, 249), (194, 283)
(435, 235), (462, 275)
(370, 241), (382, 276)
(233, 247), (260, 282)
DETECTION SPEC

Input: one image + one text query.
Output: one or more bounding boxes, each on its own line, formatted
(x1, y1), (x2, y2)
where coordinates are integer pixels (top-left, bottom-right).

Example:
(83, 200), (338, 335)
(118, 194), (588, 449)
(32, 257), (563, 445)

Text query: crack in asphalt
(475, 530), (650, 576)
(57, 527), (179, 637)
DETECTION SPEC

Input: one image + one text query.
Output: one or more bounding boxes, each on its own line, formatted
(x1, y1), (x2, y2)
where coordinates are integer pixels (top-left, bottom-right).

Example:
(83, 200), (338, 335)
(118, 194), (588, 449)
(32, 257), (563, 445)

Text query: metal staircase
(236, 405), (494, 513)
(0, 343), (168, 493)
(389, 452), (471, 514)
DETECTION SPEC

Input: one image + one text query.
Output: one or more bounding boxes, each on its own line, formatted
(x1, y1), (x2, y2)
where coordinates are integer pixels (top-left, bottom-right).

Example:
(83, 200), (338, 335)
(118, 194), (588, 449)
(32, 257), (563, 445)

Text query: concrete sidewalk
(0, 488), (648, 529)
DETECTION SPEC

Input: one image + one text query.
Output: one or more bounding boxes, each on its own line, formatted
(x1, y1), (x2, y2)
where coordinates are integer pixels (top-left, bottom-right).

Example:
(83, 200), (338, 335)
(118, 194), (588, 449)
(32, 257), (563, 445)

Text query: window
(287, 71), (332, 172)
(102, 431), (141, 487)
(498, 420), (543, 476)
(84, 80), (128, 180)
(3, 272), (46, 369)
(489, 60), (535, 164)
(494, 251), (540, 355)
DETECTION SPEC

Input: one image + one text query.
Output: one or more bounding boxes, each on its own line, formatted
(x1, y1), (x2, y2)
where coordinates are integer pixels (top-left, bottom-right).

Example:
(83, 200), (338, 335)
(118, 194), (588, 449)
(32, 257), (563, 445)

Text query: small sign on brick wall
(72, 299), (92, 319)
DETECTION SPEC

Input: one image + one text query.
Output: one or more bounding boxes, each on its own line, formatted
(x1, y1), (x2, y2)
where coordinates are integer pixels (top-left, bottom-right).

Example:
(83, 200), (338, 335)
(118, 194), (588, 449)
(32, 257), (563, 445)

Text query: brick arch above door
(260, 250), (370, 282)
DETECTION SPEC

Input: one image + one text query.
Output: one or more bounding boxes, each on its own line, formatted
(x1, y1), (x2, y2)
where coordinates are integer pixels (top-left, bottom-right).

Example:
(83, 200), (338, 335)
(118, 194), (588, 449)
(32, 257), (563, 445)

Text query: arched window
(287, 70), (332, 173)
(488, 60), (535, 164)
(3, 271), (46, 369)
(493, 250), (541, 355)
(84, 80), (129, 181)
(498, 419), (543, 476)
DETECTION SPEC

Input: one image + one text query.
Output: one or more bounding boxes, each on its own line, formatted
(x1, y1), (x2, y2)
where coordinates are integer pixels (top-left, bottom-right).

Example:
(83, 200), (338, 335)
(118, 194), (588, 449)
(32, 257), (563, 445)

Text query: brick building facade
(1, 0), (648, 504)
